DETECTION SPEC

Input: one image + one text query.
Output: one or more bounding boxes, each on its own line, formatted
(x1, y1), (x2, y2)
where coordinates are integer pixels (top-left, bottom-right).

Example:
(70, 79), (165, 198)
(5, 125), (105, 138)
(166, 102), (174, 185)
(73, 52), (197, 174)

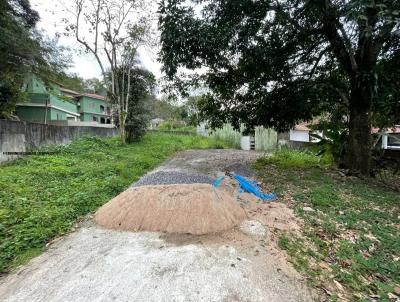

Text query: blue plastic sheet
(212, 176), (225, 188)
(233, 174), (276, 201)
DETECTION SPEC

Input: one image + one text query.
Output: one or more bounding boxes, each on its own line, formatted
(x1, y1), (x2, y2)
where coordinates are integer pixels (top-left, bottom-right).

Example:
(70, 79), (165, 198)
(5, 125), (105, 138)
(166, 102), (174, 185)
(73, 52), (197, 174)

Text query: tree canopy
(159, 0), (400, 174)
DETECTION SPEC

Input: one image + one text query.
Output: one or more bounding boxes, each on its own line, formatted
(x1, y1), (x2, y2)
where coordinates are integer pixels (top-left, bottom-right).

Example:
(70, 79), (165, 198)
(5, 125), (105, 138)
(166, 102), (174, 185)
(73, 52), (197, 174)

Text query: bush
(125, 118), (148, 143)
(157, 119), (196, 132)
(258, 148), (332, 169)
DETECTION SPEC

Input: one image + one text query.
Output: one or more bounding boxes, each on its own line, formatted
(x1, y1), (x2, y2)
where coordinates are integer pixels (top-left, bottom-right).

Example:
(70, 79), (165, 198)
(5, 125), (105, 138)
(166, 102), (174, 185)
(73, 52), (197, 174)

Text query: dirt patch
(239, 220), (267, 236)
(95, 183), (247, 235)
(242, 200), (302, 232)
(218, 177), (302, 233)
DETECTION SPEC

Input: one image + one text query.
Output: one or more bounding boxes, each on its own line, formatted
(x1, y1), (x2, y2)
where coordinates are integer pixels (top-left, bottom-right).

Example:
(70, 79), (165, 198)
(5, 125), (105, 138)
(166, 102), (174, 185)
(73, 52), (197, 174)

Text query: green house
(17, 74), (80, 123)
(16, 74), (112, 125)
(77, 94), (112, 124)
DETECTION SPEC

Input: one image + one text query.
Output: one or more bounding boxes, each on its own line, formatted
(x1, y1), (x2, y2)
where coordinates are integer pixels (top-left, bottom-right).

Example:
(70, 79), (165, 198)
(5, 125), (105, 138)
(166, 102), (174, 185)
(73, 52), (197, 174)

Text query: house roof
(60, 87), (80, 96)
(293, 122), (311, 131)
(372, 126), (400, 134)
(60, 88), (107, 101)
(80, 93), (106, 101)
(294, 122), (400, 134)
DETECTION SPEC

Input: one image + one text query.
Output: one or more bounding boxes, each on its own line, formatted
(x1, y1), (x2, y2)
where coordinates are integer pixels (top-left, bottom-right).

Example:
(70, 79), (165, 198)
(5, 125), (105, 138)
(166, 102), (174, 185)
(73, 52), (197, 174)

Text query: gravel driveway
(0, 149), (319, 302)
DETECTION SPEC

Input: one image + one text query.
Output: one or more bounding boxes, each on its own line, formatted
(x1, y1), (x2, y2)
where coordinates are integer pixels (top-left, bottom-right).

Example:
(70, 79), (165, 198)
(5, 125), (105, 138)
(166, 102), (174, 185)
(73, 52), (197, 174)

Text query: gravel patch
(224, 163), (255, 178)
(132, 171), (215, 187)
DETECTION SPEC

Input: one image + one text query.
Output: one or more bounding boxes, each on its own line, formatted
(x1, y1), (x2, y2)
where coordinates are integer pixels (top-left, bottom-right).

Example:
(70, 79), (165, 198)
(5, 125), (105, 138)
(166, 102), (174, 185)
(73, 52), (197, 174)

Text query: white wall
(289, 130), (310, 142)
(241, 136), (252, 150)
(50, 120), (115, 128)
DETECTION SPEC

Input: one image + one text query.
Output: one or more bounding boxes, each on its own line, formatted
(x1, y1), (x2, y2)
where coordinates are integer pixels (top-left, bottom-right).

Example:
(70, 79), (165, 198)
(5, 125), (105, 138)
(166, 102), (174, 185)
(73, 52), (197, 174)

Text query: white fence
(199, 123), (277, 151)
(254, 127), (278, 151)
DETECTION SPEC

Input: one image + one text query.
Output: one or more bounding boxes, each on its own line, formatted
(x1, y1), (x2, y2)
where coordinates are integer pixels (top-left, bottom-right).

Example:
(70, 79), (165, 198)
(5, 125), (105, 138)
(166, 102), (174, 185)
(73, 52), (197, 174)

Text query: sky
(30, 0), (163, 80)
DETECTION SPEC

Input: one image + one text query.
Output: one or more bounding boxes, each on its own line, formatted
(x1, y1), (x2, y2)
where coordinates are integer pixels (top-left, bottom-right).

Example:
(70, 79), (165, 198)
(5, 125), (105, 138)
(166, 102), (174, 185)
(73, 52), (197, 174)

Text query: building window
(100, 105), (105, 113)
(389, 134), (400, 146)
(106, 119), (111, 124)
(93, 116), (98, 122)
(100, 117), (105, 124)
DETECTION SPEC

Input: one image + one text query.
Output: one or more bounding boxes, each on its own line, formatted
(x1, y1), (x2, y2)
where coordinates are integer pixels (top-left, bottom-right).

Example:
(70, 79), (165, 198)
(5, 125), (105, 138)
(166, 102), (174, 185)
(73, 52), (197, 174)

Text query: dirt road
(0, 150), (319, 302)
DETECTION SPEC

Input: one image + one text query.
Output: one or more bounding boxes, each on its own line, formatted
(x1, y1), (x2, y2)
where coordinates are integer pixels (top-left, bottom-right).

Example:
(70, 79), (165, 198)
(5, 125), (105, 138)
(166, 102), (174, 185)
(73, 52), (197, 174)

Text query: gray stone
(302, 207), (315, 212)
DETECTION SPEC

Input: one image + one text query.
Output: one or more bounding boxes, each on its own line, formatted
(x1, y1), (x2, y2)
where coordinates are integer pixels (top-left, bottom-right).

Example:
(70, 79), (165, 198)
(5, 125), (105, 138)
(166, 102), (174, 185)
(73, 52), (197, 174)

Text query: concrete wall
(49, 95), (78, 114)
(16, 106), (49, 123)
(289, 130), (310, 142)
(278, 132), (306, 149)
(50, 120), (115, 128)
(0, 119), (118, 163)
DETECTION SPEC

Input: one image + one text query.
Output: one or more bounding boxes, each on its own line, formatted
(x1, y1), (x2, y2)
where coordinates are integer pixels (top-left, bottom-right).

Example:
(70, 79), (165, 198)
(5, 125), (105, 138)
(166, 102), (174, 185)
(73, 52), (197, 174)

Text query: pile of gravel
(132, 171), (215, 187)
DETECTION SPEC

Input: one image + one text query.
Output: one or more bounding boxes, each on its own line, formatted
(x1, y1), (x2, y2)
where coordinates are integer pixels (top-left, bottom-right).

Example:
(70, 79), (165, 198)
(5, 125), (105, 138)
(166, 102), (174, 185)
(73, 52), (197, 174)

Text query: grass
(257, 148), (332, 169)
(0, 132), (230, 274)
(255, 150), (400, 301)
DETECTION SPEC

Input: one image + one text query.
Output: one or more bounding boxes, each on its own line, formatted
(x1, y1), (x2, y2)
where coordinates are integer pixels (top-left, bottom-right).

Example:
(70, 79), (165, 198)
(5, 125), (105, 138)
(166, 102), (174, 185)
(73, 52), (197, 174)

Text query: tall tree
(159, 0), (400, 175)
(63, 0), (152, 144)
(125, 67), (156, 142)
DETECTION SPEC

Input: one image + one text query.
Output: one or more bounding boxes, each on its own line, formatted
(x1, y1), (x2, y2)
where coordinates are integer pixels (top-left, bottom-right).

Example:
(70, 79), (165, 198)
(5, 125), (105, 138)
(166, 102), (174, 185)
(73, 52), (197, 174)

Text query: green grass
(256, 148), (332, 169)
(0, 132), (229, 274)
(255, 152), (400, 301)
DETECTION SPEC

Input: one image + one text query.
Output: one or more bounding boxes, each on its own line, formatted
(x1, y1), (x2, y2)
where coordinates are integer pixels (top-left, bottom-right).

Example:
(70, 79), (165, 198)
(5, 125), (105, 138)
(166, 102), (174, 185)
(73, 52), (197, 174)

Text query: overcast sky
(31, 0), (163, 80)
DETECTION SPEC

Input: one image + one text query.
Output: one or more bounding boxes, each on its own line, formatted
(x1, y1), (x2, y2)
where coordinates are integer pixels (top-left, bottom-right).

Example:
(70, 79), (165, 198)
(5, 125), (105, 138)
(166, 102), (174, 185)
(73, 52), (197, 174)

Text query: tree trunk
(119, 112), (126, 145)
(346, 74), (373, 176)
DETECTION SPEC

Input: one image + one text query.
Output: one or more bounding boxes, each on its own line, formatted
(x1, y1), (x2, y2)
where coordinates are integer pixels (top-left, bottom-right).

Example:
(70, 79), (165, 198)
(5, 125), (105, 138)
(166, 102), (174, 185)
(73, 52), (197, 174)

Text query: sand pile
(95, 183), (246, 235)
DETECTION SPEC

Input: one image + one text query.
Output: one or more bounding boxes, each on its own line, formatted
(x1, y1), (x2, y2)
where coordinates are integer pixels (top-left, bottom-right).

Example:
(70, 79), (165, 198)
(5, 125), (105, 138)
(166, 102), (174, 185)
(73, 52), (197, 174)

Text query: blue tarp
(233, 174), (276, 201)
(212, 176), (225, 188)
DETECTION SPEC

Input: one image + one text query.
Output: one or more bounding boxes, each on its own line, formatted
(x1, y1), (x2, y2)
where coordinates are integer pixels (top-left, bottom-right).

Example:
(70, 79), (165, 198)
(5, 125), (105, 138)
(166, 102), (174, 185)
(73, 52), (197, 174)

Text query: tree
(54, 73), (85, 92)
(63, 0), (152, 143)
(0, 0), (67, 118)
(183, 95), (202, 126)
(125, 67), (156, 142)
(153, 98), (177, 120)
(159, 0), (400, 175)
(83, 78), (106, 94)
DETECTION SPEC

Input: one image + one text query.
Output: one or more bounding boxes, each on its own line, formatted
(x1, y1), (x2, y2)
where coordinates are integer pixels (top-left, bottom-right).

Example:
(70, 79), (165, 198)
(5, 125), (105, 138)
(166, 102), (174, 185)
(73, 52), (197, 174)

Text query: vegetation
(0, 133), (229, 274)
(260, 149), (332, 169)
(157, 121), (196, 132)
(153, 97), (201, 127)
(209, 124), (243, 149)
(54, 74), (106, 95)
(159, 0), (400, 175)
(124, 67), (156, 142)
(0, 0), (67, 119)
(255, 151), (400, 301)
